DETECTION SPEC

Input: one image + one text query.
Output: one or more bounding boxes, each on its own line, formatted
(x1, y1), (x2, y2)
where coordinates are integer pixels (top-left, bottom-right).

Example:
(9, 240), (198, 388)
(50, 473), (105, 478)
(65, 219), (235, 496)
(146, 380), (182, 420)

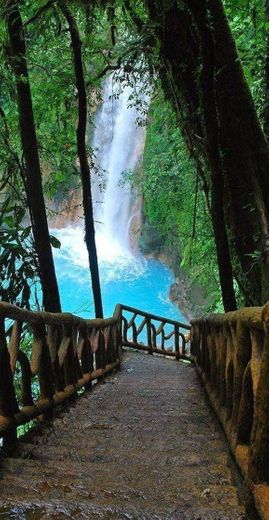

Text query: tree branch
(23, 0), (55, 27)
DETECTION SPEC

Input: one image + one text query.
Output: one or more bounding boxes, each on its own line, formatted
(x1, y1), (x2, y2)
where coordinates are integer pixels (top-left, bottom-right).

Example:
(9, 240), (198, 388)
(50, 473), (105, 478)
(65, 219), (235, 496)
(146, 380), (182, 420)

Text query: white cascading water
(92, 75), (146, 259)
(51, 76), (183, 322)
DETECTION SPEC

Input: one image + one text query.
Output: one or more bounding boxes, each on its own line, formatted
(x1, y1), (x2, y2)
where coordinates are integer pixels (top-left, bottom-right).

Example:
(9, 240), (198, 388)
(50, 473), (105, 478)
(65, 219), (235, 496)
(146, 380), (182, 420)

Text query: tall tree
(5, 1), (61, 313)
(143, 0), (269, 307)
(144, 0), (237, 310)
(263, 0), (269, 138)
(208, 0), (269, 304)
(191, 0), (237, 311)
(60, 2), (103, 318)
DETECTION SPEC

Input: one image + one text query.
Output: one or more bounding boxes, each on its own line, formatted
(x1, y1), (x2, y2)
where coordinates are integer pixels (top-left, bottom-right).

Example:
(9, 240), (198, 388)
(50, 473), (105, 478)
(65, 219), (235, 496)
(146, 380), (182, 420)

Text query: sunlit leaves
(226, 0), (267, 116)
(0, 197), (39, 308)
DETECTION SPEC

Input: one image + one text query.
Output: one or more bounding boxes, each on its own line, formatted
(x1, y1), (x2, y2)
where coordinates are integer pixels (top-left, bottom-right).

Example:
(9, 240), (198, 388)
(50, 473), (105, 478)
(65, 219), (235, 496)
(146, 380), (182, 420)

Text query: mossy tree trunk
(190, 0), (237, 311)
(145, 0), (269, 307)
(263, 0), (269, 139)
(6, 0), (61, 313)
(208, 0), (269, 305)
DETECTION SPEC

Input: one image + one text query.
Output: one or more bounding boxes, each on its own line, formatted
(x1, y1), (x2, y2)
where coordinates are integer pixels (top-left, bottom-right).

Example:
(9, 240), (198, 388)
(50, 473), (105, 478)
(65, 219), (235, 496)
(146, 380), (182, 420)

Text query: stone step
(0, 471), (245, 518)
(0, 353), (248, 519)
(19, 426), (224, 448)
(1, 456), (235, 486)
(12, 436), (229, 464)
(0, 498), (246, 520)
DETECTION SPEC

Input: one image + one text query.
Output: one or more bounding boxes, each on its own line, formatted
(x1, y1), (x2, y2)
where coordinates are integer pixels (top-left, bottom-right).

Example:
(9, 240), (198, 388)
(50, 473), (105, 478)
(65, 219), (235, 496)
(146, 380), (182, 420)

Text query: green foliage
(0, 196), (39, 308)
(0, 0), (268, 314)
(0, 0), (148, 308)
(49, 235), (61, 249)
(226, 0), (268, 116)
(141, 89), (223, 313)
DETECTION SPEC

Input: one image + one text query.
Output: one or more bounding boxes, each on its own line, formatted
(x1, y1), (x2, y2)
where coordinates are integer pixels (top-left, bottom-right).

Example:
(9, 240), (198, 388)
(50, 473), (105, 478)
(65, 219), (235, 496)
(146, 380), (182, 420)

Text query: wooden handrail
(192, 306), (263, 330)
(0, 301), (122, 447)
(0, 301), (122, 327)
(0, 301), (190, 447)
(120, 304), (191, 360)
(120, 303), (190, 329)
(3, 296), (269, 517)
(191, 302), (269, 519)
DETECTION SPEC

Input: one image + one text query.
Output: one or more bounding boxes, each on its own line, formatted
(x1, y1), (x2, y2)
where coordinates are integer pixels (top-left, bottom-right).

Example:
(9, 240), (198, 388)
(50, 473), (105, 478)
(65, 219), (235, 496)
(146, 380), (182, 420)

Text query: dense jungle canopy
(1, 0), (269, 316)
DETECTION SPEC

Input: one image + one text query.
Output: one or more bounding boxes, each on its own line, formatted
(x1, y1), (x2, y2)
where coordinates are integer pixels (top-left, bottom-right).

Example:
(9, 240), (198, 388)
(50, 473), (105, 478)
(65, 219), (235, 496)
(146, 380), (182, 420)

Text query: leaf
(180, 241), (192, 269)
(16, 207), (25, 225)
(50, 235), (61, 249)
(20, 226), (32, 240)
(3, 216), (14, 228)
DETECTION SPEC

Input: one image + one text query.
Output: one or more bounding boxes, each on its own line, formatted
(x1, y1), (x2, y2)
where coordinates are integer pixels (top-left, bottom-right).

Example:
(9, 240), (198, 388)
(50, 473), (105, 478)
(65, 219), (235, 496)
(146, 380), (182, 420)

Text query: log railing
(191, 304), (269, 520)
(121, 304), (190, 359)
(0, 301), (189, 448)
(0, 301), (122, 448)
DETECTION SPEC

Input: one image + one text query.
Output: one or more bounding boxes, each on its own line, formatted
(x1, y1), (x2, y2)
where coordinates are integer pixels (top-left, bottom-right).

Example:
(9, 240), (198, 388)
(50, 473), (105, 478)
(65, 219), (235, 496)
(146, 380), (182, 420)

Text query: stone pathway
(0, 351), (248, 519)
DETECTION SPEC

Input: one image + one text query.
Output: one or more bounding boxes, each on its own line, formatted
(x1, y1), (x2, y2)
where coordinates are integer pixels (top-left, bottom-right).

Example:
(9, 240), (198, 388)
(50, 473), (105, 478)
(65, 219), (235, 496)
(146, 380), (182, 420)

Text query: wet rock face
(138, 221), (163, 255)
(136, 220), (210, 320)
(169, 278), (210, 321)
(47, 188), (83, 229)
(0, 352), (247, 519)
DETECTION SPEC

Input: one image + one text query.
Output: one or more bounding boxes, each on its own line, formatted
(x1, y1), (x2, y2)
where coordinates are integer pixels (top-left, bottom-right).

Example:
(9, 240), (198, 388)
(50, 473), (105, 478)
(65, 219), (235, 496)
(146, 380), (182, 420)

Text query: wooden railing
(121, 304), (191, 359)
(191, 304), (269, 520)
(0, 302), (122, 447)
(0, 301), (189, 448)
(3, 297), (269, 515)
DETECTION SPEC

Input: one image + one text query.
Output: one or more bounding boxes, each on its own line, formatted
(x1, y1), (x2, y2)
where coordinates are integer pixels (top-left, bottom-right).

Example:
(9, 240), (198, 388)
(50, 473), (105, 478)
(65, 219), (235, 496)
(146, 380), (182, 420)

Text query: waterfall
(92, 75), (147, 260)
(50, 76), (183, 322)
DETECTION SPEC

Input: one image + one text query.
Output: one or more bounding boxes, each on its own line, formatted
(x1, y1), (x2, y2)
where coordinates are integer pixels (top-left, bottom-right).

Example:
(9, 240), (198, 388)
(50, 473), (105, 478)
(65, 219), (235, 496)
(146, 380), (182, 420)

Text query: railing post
(79, 327), (92, 391)
(249, 304), (269, 483)
(175, 324), (180, 360)
(122, 316), (128, 343)
(96, 329), (105, 381)
(0, 317), (19, 448)
(190, 323), (197, 357)
(117, 311), (123, 370)
(231, 322), (251, 428)
(147, 319), (153, 354)
(17, 351), (34, 407)
(47, 324), (65, 392)
(32, 322), (55, 419)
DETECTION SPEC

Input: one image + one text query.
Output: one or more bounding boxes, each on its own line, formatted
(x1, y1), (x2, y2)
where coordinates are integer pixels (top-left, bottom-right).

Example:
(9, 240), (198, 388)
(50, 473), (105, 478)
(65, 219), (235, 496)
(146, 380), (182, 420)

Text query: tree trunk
(60, 2), (103, 319)
(208, 0), (269, 303)
(146, 0), (269, 305)
(263, 0), (269, 139)
(146, 0), (236, 310)
(190, 0), (237, 311)
(6, 1), (61, 313)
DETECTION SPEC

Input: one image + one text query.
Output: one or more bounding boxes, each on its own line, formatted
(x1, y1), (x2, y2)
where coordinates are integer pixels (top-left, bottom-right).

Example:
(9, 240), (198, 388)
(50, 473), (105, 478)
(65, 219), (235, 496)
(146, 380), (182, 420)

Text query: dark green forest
(1, 0), (269, 316)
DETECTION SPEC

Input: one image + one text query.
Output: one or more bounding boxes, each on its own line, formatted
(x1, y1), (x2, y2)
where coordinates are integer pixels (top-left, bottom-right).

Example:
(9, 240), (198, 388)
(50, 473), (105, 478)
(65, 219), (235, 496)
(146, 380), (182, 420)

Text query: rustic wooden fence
(0, 302), (122, 447)
(191, 304), (269, 519)
(121, 304), (190, 359)
(0, 302), (190, 448)
(2, 298), (269, 516)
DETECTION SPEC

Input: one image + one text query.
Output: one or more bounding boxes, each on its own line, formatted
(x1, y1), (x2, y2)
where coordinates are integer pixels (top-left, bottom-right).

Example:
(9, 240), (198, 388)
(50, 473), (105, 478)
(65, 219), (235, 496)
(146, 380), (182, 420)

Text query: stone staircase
(0, 352), (249, 519)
